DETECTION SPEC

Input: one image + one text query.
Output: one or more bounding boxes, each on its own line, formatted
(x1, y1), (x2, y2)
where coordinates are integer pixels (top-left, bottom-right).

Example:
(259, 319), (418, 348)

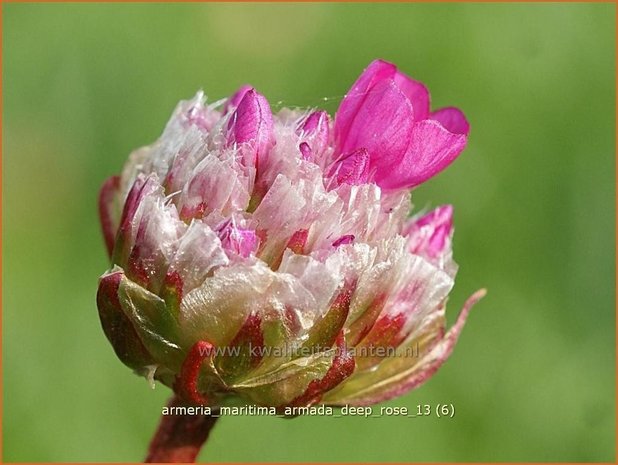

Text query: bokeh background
(3, 2), (615, 462)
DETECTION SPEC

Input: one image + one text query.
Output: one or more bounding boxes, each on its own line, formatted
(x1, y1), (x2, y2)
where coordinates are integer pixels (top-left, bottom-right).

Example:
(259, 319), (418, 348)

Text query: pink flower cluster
(97, 59), (483, 408)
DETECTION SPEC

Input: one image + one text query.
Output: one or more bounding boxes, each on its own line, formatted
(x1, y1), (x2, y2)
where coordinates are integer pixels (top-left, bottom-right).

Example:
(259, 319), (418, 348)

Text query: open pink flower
(334, 59), (469, 190)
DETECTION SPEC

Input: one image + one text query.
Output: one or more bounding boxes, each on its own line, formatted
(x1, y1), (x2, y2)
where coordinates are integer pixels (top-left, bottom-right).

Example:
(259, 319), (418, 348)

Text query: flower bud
(225, 88), (275, 174)
(405, 205), (453, 255)
(335, 59), (469, 190)
(296, 110), (330, 162)
(223, 85), (253, 114)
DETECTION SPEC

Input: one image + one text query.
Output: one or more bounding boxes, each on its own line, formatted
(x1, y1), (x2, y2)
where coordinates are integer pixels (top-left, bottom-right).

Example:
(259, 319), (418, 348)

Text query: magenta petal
(334, 59), (397, 145)
(431, 107), (470, 136)
(415, 204), (453, 229)
(335, 59), (431, 144)
(229, 229), (259, 258)
(297, 110), (330, 162)
(300, 110), (329, 135)
(223, 84), (252, 114)
(393, 73), (430, 121)
(333, 60), (470, 191)
(339, 79), (415, 169)
(117, 175), (159, 237)
(226, 89), (275, 171)
(375, 120), (467, 190)
(299, 142), (312, 161)
(405, 205), (454, 258)
(112, 174), (162, 267)
(329, 148), (371, 186)
(227, 89), (272, 145)
(332, 234), (355, 247)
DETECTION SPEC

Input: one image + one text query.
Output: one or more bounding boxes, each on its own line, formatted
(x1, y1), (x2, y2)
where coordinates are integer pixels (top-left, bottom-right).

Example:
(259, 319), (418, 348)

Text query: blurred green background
(3, 2), (615, 462)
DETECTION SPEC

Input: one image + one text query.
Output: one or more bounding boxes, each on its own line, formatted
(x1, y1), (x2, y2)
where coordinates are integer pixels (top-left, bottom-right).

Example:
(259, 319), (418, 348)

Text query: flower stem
(145, 396), (218, 463)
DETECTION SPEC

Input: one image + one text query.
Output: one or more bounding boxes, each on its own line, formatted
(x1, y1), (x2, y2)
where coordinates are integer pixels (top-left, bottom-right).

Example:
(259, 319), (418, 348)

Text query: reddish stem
(145, 396), (218, 463)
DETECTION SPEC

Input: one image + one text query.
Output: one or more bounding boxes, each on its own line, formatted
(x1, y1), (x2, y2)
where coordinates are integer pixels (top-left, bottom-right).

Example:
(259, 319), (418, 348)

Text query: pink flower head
(97, 60), (483, 410)
(334, 59), (469, 190)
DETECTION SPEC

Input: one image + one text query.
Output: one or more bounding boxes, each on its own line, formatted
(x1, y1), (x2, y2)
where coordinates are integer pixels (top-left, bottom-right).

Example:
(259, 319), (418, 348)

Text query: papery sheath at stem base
(145, 396), (218, 463)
